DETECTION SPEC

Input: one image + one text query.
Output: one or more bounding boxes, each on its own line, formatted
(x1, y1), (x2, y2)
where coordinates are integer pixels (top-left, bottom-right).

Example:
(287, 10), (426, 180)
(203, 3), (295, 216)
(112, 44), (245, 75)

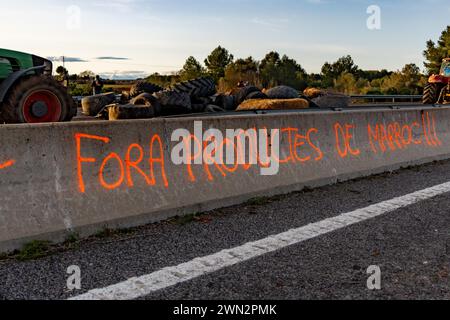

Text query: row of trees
(145, 25), (449, 95)
(66, 25), (449, 96)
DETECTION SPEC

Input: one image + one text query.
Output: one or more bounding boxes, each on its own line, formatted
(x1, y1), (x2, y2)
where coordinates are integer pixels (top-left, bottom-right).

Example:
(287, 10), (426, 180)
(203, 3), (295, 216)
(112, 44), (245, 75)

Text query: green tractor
(0, 48), (76, 123)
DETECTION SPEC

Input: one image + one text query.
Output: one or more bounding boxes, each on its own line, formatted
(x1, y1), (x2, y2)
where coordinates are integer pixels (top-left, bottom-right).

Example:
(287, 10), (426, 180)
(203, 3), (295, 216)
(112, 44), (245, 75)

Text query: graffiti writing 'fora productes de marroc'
(73, 111), (442, 193)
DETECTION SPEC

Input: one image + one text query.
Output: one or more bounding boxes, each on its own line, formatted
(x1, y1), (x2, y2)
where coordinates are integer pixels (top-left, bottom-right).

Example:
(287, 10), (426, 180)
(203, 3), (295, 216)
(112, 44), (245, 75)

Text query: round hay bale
(303, 88), (324, 99)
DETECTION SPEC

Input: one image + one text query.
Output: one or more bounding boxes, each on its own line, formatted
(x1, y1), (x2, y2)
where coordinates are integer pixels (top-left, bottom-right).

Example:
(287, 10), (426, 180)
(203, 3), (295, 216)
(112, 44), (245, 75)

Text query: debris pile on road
(81, 77), (351, 120)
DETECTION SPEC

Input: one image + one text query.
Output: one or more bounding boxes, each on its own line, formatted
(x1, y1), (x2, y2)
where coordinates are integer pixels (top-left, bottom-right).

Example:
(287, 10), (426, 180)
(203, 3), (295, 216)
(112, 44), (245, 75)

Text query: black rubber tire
(192, 104), (207, 113)
(0, 75), (75, 123)
(108, 104), (156, 120)
(131, 93), (162, 116)
(214, 94), (237, 111)
(153, 90), (192, 116)
(129, 81), (163, 98)
(81, 92), (116, 116)
(422, 83), (439, 105)
(235, 86), (261, 105)
(205, 105), (226, 113)
(245, 91), (268, 100)
(172, 77), (216, 98)
(265, 86), (300, 99)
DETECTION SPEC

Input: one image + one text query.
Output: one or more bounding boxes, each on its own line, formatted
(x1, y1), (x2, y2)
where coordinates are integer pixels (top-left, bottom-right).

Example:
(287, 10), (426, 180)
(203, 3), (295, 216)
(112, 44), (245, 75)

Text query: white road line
(70, 181), (450, 300)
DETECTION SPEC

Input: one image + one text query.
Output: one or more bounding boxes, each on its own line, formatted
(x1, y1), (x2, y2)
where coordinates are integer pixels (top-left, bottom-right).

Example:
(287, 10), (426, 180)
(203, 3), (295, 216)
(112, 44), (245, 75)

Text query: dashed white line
(70, 181), (450, 300)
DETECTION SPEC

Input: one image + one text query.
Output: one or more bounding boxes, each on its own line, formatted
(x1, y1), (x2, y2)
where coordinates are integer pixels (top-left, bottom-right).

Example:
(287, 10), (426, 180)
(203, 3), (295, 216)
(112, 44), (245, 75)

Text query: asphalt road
(0, 159), (449, 300)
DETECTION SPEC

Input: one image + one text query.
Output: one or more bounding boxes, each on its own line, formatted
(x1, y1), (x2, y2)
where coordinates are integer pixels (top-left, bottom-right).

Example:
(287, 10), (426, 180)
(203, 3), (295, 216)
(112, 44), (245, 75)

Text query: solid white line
(70, 181), (450, 300)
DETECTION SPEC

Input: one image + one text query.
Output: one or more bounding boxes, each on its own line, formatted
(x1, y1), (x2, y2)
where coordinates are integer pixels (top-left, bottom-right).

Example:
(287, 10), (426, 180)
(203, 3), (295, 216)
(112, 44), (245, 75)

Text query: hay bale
(107, 104), (156, 120)
(303, 88), (324, 99)
(237, 99), (310, 111)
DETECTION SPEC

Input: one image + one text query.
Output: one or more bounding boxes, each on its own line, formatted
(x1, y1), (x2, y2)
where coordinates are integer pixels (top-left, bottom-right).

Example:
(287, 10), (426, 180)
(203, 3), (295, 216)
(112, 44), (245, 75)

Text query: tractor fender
(428, 74), (448, 84)
(0, 65), (46, 104)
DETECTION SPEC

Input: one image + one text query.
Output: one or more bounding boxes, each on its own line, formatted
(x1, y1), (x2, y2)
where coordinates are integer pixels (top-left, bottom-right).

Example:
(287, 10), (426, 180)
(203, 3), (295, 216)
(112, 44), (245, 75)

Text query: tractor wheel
(422, 83), (440, 104)
(130, 93), (161, 116)
(129, 81), (163, 98)
(235, 86), (261, 105)
(172, 77), (216, 98)
(1, 75), (75, 124)
(153, 90), (192, 116)
(81, 92), (116, 116)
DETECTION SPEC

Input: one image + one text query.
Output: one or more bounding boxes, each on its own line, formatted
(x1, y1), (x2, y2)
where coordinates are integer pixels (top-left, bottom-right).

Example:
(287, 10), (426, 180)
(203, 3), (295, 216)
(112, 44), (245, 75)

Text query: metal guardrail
(350, 95), (422, 103)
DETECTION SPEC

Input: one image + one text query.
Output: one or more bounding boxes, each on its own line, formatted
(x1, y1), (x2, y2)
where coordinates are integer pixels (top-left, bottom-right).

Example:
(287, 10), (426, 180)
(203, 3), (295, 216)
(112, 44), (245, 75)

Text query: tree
(259, 51), (281, 88)
(204, 46), (234, 82)
(321, 55), (359, 88)
(179, 56), (205, 81)
(259, 52), (308, 90)
(55, 66), (69, 82)
(219, 57), (260, 91)
(78, 70), (95, 80)
(423, 26), (450, 75)
(380, 63), (426, 95)
(334, 72), (368, 95)
(56, 66), (68, 76)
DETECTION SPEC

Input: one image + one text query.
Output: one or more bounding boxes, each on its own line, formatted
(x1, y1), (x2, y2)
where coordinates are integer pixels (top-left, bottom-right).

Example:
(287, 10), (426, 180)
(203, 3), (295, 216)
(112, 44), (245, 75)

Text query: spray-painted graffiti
(0, 159), (15, 170)
(75, 133), (168, 193)
(72, 111), (443, 194)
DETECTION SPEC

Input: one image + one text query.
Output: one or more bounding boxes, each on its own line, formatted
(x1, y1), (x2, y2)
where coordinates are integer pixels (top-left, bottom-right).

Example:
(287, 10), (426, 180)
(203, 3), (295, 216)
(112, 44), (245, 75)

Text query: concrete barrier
(1, 106), (449, 252)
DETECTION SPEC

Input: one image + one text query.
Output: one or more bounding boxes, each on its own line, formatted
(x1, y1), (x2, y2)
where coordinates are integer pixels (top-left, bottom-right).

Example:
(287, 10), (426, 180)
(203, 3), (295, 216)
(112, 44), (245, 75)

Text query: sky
(0, 0), (448, 79)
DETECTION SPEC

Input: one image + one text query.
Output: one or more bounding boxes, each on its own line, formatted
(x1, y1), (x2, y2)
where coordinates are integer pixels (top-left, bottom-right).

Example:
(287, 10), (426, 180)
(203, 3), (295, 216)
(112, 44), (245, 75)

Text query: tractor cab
(440, 59), (450, 77)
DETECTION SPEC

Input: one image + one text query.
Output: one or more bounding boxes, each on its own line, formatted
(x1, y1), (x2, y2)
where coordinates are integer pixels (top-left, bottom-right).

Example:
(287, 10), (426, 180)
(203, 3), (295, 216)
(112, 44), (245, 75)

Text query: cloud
(47, 56), (88, 62)
(96, 57), (129, 60)
(99, 70), (149, 80)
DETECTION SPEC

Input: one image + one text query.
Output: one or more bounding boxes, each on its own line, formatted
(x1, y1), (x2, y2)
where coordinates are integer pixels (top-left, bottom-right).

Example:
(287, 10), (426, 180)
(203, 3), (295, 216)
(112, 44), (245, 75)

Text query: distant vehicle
(0, 49), (76, 123)
(423, 58), (450, 104)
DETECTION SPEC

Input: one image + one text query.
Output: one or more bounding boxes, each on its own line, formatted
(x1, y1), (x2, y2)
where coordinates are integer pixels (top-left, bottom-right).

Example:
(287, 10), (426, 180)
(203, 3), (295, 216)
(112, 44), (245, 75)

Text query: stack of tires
(83, 77), (225, 120)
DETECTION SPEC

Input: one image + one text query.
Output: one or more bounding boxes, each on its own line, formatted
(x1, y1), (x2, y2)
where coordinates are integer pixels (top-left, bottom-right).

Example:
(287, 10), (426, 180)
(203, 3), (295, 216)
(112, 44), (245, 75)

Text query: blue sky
(1, 0), (448, 79)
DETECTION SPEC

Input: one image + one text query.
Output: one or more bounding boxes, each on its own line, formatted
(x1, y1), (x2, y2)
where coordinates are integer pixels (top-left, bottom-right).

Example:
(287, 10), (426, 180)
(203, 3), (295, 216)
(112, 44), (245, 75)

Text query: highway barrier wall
(1, 106), (450, 252)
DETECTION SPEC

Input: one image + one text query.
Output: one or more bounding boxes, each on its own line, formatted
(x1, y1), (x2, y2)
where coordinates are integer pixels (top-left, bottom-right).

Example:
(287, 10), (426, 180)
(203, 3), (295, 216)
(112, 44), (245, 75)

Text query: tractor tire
(172, 77), (216, 98)
(108, 104), (156, 121)
(129, 81), (163, 98)
(422, 83), (439, 105)
(130, 93), (161, 116)
(153, 90), (192, 116)
(245, 91), (268, 100)
(81, 92), (116, 116)
(205, 105), (226, 113)
(1, 75), (76, 124)
(235, 86), (261, 105)
(265, 86), (299, 99)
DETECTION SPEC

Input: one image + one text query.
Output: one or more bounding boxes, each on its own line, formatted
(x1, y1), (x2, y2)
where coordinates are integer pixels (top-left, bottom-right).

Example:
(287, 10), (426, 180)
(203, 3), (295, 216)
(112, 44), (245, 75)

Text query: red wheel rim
(22, 90), (62, 123)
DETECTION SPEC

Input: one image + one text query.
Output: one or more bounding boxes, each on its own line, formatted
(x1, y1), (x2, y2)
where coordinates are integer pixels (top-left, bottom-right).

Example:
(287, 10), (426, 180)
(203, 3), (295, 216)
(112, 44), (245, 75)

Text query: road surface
(0, 159), (449, 300)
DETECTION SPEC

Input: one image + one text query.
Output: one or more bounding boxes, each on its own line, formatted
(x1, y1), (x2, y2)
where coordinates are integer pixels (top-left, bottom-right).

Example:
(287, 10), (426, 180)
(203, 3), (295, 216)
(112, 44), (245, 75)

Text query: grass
(17, 241), (51, 261)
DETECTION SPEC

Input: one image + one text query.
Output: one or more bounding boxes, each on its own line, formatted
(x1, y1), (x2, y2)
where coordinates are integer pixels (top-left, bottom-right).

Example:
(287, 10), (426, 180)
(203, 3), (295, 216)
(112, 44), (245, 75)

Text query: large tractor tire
(235, 86), (261, 105)
(172, 77), (216, 98)
(1, 75), (76, 124)
(265, 86), (300, 99)
(108, 104), (156, 121)
(130, 93), (161, 116)
(422, 83), (440, 105)
(129, 81), (163, 98)
(81, 92), (116, 116)
(153, 90), (192, 116)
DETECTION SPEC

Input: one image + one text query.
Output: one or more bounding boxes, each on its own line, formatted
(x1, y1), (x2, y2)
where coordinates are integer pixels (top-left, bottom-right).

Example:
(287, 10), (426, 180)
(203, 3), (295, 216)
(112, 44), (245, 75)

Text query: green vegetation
(62, 25), (448, 96)
(424, 26), (450, 74)
(18, 240), (51, 261)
